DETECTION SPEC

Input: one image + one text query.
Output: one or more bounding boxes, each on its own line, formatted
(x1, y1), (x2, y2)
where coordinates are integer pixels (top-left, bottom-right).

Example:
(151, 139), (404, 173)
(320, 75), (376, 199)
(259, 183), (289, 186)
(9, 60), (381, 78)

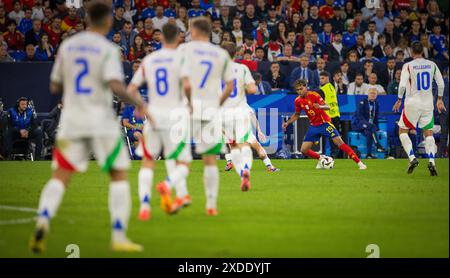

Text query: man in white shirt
(348, 73), (370, 95)
(364, 21), (379, 47)
(152, 5), (169, 31)
(367, 72), (386, 95)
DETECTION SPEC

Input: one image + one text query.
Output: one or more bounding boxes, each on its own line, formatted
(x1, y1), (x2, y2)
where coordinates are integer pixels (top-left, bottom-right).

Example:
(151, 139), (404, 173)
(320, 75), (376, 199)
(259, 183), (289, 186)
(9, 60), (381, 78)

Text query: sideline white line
(0, 217), (36, 225)
(0, 205), (37, 213)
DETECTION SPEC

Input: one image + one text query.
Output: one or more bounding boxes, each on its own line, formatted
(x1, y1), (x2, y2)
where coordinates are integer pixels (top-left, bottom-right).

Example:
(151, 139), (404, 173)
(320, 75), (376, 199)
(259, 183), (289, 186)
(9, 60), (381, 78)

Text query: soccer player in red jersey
(282, 79), (367, 170)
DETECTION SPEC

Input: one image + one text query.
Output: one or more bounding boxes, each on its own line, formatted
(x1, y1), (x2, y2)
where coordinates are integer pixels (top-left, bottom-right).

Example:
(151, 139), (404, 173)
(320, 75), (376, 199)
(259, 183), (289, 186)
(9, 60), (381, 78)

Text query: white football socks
(138, 168), (153, 210)
(225, 153), (232, 163)
(241, 145), (253, 173)
(165, 160), (189, 198)
(424, 136), (436, 165)
(36, 178), (65, 230)
(166, 164), (189, 189)
(399, 133), (416, 162)
(230, 148), (243, 178)
(109, 180), (131, 243)
(204, 165), (219, 210)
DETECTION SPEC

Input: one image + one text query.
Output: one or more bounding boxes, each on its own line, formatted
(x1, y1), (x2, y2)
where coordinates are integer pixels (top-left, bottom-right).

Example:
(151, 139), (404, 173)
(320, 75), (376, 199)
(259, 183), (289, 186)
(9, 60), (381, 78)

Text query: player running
(282, 79), (367, 170)
(30, 2), (144, 253)
(224, 103), (280, 172)
(179, 17), (234, 215)
(128, 23), (192, 219)
(393, 41), (445, 175)
(220, 42), (257, 191)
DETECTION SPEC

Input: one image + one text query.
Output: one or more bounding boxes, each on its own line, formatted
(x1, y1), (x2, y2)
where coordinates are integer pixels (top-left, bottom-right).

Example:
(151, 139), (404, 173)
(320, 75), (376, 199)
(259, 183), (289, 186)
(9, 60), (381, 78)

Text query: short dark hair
(411, 41), (424, 55)
(88, 1), (112, 27)
(368, 21), (376, 26)
(320, 71), (330, 77)
(191, 17), (212, 36)
(162, 23), (179, 43)
(294, 79), (307, 87)
(355, 72), (364, 78)
(221, 41), (237, 58)
(243, 49), (253, 55)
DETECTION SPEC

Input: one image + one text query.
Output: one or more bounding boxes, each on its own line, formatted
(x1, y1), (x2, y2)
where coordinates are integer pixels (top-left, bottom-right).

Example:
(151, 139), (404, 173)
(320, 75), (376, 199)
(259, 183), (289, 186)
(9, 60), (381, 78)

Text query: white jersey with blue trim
(130, 48), (188, 129)
(50, 31), (124, 139)
(398, 58), (445, 110)
(179, 40), (234, 120)
(222, 62), (255, 109)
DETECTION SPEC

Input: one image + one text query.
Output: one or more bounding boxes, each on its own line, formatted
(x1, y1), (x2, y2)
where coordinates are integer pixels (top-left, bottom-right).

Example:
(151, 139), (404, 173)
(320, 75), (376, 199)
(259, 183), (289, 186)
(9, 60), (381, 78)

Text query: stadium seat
(11, 139), (34, 161)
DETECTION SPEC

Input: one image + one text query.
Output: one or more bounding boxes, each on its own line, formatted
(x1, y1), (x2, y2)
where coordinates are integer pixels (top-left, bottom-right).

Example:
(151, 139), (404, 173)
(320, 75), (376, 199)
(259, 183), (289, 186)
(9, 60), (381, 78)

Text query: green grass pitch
(0, 159), (448, 258)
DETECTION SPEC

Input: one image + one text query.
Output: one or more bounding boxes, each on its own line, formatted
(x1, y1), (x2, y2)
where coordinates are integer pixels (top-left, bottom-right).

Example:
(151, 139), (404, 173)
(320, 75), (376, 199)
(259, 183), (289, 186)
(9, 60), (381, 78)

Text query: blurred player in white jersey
(179, 17), (234, 215)
(393, 42), (446, 175)
(224, 102), (280, 173)
(128, 23), (192, 219)
(30, 2), (145, 253)
(220, 42), (257, 191)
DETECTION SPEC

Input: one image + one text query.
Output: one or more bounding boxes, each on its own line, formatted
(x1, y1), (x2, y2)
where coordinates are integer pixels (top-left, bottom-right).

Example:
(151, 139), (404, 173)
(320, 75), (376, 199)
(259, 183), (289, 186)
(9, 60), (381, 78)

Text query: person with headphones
(4, 97), (43, 160)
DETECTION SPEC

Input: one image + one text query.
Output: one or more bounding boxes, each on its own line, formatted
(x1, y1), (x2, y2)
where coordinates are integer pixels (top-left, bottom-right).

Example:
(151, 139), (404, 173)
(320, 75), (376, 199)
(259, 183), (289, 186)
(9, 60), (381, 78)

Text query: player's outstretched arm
(282, 112), (300, 131)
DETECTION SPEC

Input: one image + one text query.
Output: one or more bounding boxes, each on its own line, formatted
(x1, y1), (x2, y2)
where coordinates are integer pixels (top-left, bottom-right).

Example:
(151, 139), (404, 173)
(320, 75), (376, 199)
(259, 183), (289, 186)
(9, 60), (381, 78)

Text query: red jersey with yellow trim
(294, 91), (331, 126)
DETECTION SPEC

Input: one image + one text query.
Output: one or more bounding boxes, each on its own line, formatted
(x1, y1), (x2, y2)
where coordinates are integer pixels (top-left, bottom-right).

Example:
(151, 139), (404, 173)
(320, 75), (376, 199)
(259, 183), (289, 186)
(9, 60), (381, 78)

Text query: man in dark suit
(289, 55), (319, 91)
(378, 57), (397, 90)
(254, 72), (272, 95)
(351, 88), (385, 158)
(349, 34), (366, 59)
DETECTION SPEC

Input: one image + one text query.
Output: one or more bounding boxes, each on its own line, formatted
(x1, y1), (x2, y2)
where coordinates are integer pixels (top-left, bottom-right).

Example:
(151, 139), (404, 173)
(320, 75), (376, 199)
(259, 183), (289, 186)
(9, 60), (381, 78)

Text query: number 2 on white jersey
(75, 58), (91, 94)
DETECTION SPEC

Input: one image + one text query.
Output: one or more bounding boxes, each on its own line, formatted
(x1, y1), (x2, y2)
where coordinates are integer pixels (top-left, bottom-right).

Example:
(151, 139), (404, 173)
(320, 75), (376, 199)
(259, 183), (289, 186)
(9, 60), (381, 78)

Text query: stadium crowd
(0, 0), (449, 160)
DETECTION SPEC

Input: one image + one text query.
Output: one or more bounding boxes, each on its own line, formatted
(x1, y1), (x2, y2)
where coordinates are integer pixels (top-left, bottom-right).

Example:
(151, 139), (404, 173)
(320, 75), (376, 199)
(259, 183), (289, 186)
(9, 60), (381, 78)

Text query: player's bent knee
(52, 168), (73, 187)
(110, 169), (127, 181)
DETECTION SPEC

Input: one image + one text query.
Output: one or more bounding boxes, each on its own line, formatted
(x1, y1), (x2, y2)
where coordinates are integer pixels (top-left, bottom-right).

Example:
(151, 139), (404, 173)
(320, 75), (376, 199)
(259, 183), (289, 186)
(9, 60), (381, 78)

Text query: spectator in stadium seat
(344, 1), (355, 19)
(340, 61), (353, 85)
(8, 1), (24, 25)
(241, 33), (256, 56)
(0, 44), (14, 62)
(264, 32), (283, 62)
(304, 5), (323, 33)
(286, 30), (301, 55)
(361, 3), (376, 22)
(266, 61), (286, 90)
(24, 19), (43, 46)
(220, 6), (232, 32)
(359, 45), (380, 62)
(393, 37), (411, 60)
(318, 21), (334, 46)
(187, 0), (205, 18)
(351, 88), (384, 159)
(349, 34), (365, 59)
(241, 4), (259, 35)
(139, 17), (153, 43)
(61, 7), (79, 32)
(112, 31), (128, 55)
(394, 49), (405, 63)
(387, 68), (401, 95)
(123, 0), (137, 23)
(44, 17), (62, 49)
(275, 21), (288, 45)
(326, 31), (347, 62)
(418, 8), (433, 33)
(371, 7), (389, 34)
(378, 44), (394, 62)
(34, 33), (53, 61)
(379, 57), (397, 89)
(211, 18), (223, 45)
(420, 33), (433, 59)
(0, 5), (8, 33)
(5, 97), (43, 160)
(120, 21), (136, 50)
(3, 20), (24, 50)
(347, 73), (369, 95)
(141, 0), (155, 20)
(364, 21), (379, 47)
(289, 12), (302, 34)
(301, 42), (317, 63)
(333, 71), (347, 95)
(373, 34), (387, 59)
(239, 49), (257, 71)
(407, 20), (421, 43)
(232, 17), (244, 47)
(289, 55), (319, 91)
(319, 0), (334, 21)
(277, 43), (300, 63)
(315, 58), (326, 78)
(176, 6), (189, 33)
(43, 100), (62, 146)
(220, 31), (233, 44)
(255, 0), (269, 19)
(41, 6), (53, 26)
(254, 46), (266, 61)
(22, 43), (36, 61)
(17, 8), (32, 34)
(367, 73), (386, 95)
(329, 7), (346, 33)
(266, 5), (281, 31)
(309, 33), (323, 59)
(128, 34), (145, 61)
(342, 19), (358, 49)
(113, 6), (126, 32)
(353, 10), (368, 34)
(296, 24), (312, 51)
(393, 16), (408, 36)
(383, 20), (400, 46)
(429, 24), (449, 61)
(149, 29), (162, 50)
(230, 0), (246, 18)
(385, 0), (399, 21)
(346, 49), (359, 63)
(254, 72), (272, 95)
(152, 5), (169, 31)
(253, 19), (269, 47)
